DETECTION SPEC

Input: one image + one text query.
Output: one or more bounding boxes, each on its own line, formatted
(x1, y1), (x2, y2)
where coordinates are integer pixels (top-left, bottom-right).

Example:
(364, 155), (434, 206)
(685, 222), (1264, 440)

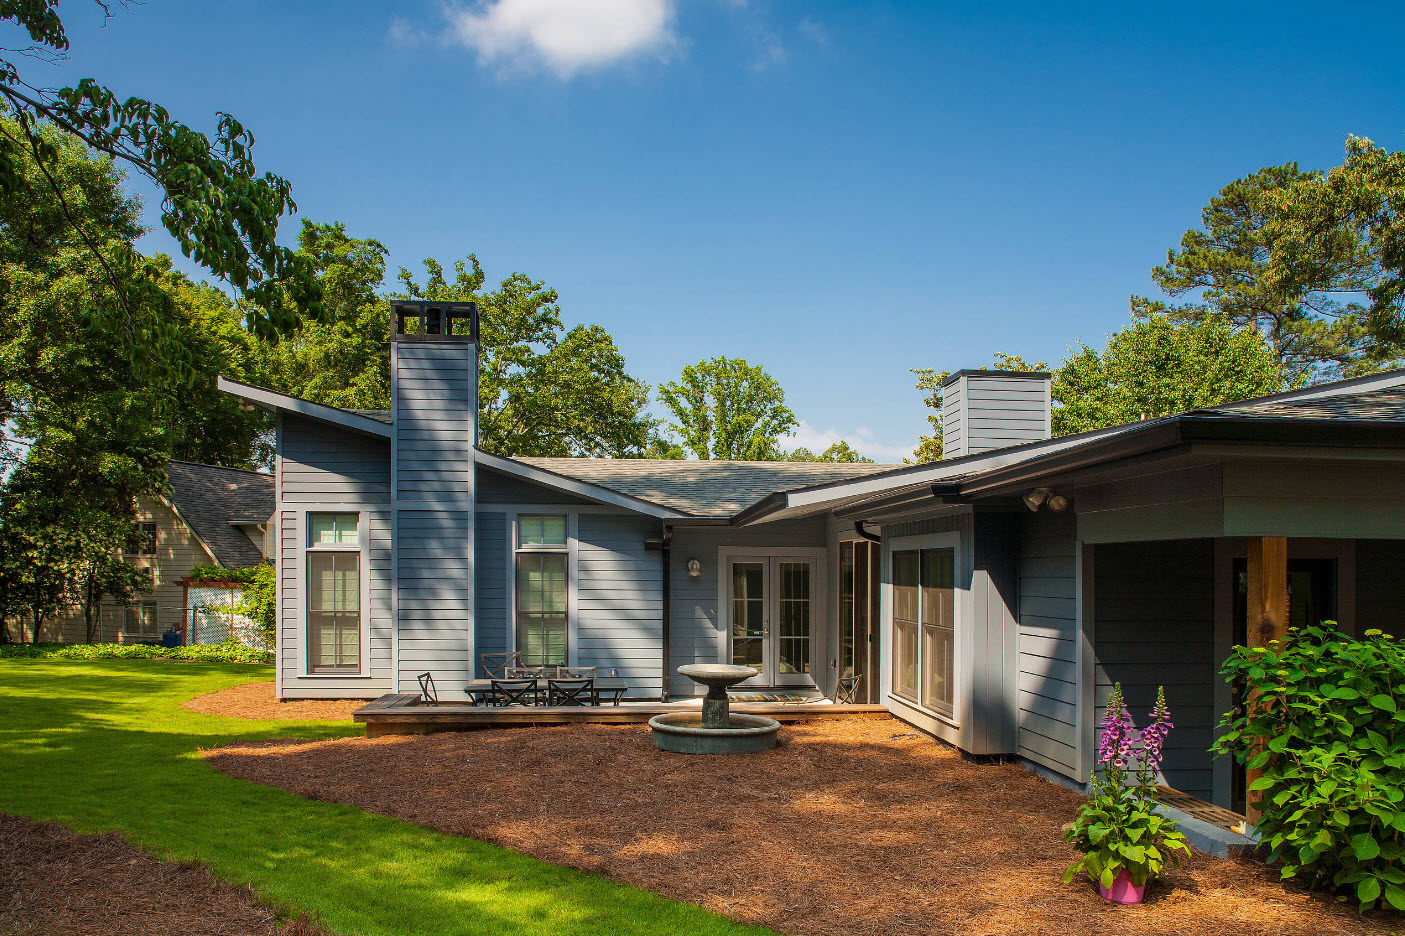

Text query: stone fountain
(648, 664), (781, 754)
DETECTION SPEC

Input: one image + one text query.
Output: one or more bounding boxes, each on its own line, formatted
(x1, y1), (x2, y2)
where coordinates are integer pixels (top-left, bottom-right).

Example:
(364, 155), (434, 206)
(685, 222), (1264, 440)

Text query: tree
(257, 221), (393, 411)
(399, 255), (654, 457)
(1139, 164), (1385, 383)
(1053, 315), (1283, 435)
(657, 357), (798, 460)
(784, 441), (874, 463)
(909, 354), (1046, 463)
(0, 1), (321, 381)
(1271, 136), (1405, 362)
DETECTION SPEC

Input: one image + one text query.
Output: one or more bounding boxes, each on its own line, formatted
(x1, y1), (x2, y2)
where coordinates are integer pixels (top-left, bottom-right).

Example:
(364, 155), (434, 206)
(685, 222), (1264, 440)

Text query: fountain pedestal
(648, 664), (781, 754)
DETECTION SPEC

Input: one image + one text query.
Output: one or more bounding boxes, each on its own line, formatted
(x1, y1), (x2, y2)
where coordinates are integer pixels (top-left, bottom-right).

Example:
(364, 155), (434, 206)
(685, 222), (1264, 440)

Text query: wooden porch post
(1244, 536), (1287, 824)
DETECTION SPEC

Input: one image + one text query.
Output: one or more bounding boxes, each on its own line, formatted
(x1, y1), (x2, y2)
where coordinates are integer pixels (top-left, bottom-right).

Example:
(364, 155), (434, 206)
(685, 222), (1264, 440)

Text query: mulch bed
(206, 717), (1397, 936)
(182, 680), (363, 721)
(0, 813), (329, 936)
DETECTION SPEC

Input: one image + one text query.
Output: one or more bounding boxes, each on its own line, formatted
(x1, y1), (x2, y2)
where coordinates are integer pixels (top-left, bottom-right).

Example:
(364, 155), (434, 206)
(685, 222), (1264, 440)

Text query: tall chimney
(390, 300), (479, 694)
(941, 369), (1052, 458)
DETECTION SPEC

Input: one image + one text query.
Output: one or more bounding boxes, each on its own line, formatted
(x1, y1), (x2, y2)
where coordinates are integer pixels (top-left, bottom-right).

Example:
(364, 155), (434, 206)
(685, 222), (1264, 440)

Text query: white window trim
(883, 530), (963, 728)
(715, 545), (828, 687)
(295, 505), (372, 679)
(506, 510), (578, 666)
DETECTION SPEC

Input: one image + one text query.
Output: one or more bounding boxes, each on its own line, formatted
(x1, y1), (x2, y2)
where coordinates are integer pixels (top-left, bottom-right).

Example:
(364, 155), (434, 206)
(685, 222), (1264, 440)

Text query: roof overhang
(475, 451), (691, 520)
(741, 414), (1405, 525)
(217, 377), (393, 439)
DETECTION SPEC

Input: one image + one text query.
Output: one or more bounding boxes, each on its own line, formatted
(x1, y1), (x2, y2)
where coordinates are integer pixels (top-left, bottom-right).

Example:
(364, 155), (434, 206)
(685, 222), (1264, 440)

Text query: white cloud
(779, 421), (912, 464)
(796, 16), (827, 45)
(442, 0), (678, 77)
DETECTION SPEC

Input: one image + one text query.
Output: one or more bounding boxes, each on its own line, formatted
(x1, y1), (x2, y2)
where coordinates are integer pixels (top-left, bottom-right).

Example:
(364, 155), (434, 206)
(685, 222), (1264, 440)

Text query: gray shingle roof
(1198, 386), (1405, 421)
(165, 461), (274, 568)
(347, 409), (393, 424)
(514, 457), (899, 518)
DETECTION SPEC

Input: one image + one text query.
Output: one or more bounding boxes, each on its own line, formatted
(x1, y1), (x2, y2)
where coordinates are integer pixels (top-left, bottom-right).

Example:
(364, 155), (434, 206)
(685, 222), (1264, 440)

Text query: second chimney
(941, 369), (1052, 458)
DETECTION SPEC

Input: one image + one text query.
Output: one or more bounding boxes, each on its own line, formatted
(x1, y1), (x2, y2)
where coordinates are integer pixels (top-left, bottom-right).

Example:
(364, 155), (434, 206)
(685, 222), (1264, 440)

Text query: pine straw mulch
(205, 717), (1401, 936)
(182, 679), (363, 720)
(0, 813), (330, 936)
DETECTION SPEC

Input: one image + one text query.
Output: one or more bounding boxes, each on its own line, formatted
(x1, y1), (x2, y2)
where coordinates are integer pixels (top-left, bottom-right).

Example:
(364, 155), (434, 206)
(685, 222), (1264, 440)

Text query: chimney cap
(940, 368), (1051, 389)
(392, 300), (479, 343)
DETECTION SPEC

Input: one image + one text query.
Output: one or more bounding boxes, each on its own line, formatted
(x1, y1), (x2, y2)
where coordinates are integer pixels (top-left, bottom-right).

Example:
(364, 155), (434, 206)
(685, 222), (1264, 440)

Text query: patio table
(464, 676), (627, 706)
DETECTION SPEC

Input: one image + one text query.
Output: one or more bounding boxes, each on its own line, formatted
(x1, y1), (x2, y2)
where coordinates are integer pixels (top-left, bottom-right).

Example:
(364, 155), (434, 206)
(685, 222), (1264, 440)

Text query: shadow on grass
(0, 660), (775, 936)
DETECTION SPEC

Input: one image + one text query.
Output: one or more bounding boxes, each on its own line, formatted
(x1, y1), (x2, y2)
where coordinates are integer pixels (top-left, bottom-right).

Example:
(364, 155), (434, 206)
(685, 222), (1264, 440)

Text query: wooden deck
(354, 694), (891, 736)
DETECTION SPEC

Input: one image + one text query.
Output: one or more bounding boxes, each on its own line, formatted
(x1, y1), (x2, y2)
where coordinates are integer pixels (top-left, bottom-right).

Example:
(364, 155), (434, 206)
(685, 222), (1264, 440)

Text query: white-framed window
(515, 514), (568, 667)
(135, 521), (158, 556)
(307, 512), (361, 674)
(892, 545), (956, 717)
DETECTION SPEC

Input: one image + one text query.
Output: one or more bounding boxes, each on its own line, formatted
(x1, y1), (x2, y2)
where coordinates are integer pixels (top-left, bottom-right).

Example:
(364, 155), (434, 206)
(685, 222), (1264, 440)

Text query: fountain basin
(648, 712), (780, 754)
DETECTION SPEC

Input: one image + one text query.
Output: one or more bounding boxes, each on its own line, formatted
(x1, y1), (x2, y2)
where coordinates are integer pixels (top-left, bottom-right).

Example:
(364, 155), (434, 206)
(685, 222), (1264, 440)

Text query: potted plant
(1063, 684), (1192, 904)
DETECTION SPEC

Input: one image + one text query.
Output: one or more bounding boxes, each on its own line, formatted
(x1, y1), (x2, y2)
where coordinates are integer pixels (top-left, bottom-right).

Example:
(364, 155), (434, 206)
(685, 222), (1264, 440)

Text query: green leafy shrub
(0, 642), (272, 664)
(1064, 685), (1192, 890)
(187, 563), (261, 584)
(1212, 624), (1405, 912)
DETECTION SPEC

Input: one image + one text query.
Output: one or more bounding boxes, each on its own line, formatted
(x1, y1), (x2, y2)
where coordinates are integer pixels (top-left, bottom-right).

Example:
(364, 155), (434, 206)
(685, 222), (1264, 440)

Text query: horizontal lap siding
(396, 510), (472, 691)
(393, 341), (477, 693)
(475, 512), (508, 673)
(1094, 539), (1216, 800)
(281, 416), (390, 502)
(1017, 511), (1079, 779)
(576, 514), (662, 691)
(668, 518), (828, 698)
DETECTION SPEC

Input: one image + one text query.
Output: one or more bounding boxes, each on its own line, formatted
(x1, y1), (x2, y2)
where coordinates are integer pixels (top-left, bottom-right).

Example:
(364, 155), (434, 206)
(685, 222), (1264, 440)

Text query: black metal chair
(558, 666), (596, 679)
(480, 651), (523, 679)
(546, 676), (595, 706)
(417, 672), (439, 705)
(490, 678), (539, 707)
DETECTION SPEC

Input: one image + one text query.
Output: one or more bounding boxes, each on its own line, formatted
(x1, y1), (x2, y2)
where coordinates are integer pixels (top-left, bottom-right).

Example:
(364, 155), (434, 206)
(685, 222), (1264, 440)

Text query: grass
(0, 659), (777, 936)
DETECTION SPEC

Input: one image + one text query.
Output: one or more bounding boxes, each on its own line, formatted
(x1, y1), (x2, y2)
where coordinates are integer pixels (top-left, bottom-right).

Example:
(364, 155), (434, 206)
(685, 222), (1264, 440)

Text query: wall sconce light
(687, 558), (701, 577)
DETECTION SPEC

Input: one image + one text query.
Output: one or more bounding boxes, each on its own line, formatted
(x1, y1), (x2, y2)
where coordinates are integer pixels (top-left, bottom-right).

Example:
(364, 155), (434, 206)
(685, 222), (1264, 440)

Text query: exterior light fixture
(687, 558), (701, 577)
(1022, 488), (1049, 512)
(1047, 494), (1070, 512)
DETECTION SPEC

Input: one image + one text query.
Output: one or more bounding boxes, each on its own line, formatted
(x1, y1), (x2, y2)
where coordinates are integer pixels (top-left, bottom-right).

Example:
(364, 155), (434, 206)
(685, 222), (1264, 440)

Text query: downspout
(661, 524), (672, 702)
(855, 520), (882, 544)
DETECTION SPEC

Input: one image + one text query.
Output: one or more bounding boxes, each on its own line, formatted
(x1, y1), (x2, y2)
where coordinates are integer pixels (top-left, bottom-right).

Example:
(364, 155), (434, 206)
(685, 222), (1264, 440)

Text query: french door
(726, 556), (817, 686)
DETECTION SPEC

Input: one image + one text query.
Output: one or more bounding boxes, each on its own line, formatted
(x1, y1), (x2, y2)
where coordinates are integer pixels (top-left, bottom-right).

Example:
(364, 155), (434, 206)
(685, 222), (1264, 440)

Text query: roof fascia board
(955, 421), (1187, 498)
(475, 451), (688, 520)
(1179, 415), (1405, 447)
(779, 421), (1156, 511)
(216, 377), (392, 439)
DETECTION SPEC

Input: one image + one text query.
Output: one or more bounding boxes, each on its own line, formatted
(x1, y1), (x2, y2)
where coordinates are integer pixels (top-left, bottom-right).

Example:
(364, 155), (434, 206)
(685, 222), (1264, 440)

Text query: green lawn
(0, 659), (775, 936)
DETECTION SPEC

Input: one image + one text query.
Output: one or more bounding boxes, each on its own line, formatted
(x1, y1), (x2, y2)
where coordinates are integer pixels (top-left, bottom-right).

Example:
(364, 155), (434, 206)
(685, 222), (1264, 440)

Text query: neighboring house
(36, 461), (274, 644)
(220, 300), (1405, 814)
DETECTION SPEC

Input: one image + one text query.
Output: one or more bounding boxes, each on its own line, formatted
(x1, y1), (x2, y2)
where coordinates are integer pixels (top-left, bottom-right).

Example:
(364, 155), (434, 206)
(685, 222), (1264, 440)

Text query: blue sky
(36, 1), (1405, 461)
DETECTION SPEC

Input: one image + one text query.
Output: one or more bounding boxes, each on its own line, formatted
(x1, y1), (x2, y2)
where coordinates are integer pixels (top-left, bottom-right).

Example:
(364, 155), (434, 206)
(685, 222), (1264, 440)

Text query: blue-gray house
(220, 300), (1405, 814)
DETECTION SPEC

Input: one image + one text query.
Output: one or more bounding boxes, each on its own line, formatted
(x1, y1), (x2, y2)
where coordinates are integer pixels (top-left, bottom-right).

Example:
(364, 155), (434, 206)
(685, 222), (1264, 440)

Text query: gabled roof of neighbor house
(164, 461), (273, 568)
(737, 366), (1405, 524)
(512, 457), (897, 519)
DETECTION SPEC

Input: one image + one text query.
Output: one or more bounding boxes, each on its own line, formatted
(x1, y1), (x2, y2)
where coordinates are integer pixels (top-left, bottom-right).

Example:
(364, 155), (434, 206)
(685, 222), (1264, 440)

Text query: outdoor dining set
(462, 652), (628, 707)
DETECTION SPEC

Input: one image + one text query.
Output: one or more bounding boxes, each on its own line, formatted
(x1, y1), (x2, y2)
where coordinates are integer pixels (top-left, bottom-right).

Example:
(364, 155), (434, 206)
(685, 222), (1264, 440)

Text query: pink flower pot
(1098, 870), (1146, 904)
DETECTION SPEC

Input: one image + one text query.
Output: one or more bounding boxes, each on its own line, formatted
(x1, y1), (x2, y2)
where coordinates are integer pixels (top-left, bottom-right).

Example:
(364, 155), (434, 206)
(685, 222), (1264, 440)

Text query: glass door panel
(731, 562), (766, 674)
(776, 561), (812, 681)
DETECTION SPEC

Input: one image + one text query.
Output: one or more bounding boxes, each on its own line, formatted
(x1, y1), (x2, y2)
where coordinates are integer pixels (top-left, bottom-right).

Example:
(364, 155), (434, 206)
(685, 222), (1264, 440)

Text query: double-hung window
(892, 546), (955, 716)
(307, 513), (360, 674)
(515, 515), (567, 667)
